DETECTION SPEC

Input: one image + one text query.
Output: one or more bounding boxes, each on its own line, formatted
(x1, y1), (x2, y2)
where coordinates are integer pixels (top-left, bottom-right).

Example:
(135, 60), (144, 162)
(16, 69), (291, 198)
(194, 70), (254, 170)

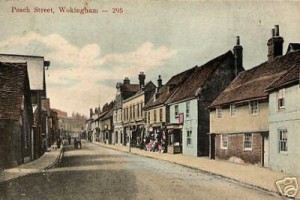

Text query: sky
(0, 1), (300, 117)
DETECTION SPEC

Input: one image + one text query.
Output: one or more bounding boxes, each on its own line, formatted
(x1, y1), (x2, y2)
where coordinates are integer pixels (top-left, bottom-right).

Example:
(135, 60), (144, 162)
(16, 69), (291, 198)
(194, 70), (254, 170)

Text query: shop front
(166, 124), (182, 154)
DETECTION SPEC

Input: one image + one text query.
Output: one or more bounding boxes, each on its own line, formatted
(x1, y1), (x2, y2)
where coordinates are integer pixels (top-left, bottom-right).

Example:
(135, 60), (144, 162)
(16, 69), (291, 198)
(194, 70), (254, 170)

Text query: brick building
(0, 62), (33, 168)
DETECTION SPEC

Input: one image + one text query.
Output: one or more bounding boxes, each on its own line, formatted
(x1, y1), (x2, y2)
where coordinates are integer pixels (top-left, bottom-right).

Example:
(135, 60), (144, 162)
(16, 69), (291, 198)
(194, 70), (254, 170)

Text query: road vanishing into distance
(0, 142), (279, 200)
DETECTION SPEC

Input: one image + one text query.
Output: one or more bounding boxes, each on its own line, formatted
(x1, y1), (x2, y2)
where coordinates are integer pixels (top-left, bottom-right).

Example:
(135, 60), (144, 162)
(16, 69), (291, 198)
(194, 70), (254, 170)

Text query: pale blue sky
(1, 1), (300, 116)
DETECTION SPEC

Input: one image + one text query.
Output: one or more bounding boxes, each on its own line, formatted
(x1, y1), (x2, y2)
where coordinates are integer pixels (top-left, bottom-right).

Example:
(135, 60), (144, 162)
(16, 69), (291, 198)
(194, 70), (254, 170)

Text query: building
(0, 54), (50, 158)
(0, 62), (33, 168)
(100, 101), (115, 144)
(166, 39), (243, 157)
(122, 72), (156, 147)
(267, 64), (300, 176)
(113, 78), (139, 145)
(143, 70), (195, 154)
(209, 25), (300, 165)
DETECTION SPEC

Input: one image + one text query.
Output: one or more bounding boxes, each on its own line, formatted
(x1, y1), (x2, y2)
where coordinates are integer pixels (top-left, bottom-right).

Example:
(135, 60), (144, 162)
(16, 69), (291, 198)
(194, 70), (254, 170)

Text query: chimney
(267, 25), (284, 61)
(233, 36), (243, 76)
(123, 77), (130, 84)
(157, 75), (162, 89)
(138, 72), (145, 89)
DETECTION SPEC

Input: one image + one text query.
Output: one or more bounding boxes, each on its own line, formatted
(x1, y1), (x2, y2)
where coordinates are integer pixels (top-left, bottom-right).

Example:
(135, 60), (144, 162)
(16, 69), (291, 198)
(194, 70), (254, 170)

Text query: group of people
(140, 131), (167, 153)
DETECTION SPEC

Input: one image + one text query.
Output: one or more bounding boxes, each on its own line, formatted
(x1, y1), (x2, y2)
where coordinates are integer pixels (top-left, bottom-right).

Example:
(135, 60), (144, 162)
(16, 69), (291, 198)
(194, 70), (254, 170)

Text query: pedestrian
(68, 134), (71, 145)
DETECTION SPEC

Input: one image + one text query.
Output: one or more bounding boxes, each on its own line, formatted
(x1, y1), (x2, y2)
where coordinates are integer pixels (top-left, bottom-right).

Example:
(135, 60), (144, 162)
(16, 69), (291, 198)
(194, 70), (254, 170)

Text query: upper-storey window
(230, 104), (236, 116)
(186, 101), (190, 118)
(278, 89), (285, 111)
(175, 105), (179, 118)
(216, 107), (222, 118)
(249, 101), (258, 115)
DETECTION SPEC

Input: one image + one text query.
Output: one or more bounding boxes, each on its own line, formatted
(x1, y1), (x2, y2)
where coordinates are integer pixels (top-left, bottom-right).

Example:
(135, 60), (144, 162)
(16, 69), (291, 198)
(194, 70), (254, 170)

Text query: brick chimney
(267, 25), (284, 62)
(123, 77), (130, 84)
(138, 72), (145, 89)
(157, 75), (162, 89)
(233, 36), (243, 76)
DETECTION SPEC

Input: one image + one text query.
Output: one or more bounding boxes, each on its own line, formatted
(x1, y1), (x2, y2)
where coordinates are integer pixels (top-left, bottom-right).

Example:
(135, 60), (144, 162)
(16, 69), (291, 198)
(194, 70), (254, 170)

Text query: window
(186, 101), (190, 117)
(216, 107), (222, 118)
(230, 104), (236, 116)
(154, 110), (157, 123)
(133, 105), (135, 119)
(279, 129), (288, 152)
(147, 112), (150, 123)
(249, 101), (258, 115)
(221, 134), (228, 149)
(159, 108), (163, 122)
(278, 89), (285, 110)
(137, 104), (140, 118)
(175, 105), (179, 118)
(244, 133), (252, 150)
(187, 130), (192, 146)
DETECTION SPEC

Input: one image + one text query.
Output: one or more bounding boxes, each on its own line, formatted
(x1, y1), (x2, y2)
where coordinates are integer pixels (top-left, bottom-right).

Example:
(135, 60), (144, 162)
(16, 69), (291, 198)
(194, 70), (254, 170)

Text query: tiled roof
(266, 64), (300, 91)
(210, 50), (300, 107)
(144, 67), (196, 110)
(167, 51), (234, 104)
(0, 62), (29, 120)
(121, 84), (139, 93)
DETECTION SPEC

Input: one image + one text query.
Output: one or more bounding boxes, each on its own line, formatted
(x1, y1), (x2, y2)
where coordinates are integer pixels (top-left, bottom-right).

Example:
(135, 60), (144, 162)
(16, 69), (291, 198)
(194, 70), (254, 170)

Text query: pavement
(0, 143), (64, 184)
(93, 142), (300, 199)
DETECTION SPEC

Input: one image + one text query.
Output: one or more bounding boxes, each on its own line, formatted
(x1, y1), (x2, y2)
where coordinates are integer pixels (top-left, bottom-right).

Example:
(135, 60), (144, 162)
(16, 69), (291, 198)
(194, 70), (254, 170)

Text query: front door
(263, 135), (269, 167)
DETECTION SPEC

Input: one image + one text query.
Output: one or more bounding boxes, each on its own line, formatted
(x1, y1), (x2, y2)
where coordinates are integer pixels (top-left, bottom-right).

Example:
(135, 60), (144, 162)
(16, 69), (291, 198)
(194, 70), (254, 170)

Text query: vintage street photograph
(0, 0), (299, 199)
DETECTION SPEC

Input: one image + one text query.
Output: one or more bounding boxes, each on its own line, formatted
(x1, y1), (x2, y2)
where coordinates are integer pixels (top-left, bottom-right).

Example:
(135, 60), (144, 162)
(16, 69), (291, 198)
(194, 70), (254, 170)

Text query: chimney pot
(272, 28), (275, 37)
(236, 36), (240, 45)
(275, 25), (280, 36)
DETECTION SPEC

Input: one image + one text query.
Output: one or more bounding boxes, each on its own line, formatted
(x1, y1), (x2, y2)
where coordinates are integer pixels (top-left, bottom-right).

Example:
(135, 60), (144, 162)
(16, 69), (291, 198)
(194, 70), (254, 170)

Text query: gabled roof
(0, 54), (47, 91)
(144, 66), (196, 110)
(210, 50), (300, 107)
(287, 43), (300, 53)
(167, 51), (234, 104)
(266, 65), (300, 91)
(0, 62), (29, 120)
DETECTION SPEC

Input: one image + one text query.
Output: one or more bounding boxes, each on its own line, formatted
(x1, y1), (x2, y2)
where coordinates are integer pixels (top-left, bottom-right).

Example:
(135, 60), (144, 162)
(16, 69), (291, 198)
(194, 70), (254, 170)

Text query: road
(0, 142), (279, 200)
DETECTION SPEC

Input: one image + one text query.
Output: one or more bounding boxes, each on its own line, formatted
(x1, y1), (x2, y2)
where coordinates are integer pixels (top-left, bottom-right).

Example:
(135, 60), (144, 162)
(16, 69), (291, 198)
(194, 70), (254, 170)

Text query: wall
(0, 120), (22, 168)
(215, 133), (262, 164)
(145, 105), (166, 127)
(269, 84), (300, 176)
(210, 101), (269, 134)
(122, 93), (144, 124)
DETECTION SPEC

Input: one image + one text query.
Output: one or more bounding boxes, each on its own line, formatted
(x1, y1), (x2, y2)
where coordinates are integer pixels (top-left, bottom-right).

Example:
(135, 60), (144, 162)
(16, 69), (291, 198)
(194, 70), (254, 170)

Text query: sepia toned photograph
(0, 1), (299, 199)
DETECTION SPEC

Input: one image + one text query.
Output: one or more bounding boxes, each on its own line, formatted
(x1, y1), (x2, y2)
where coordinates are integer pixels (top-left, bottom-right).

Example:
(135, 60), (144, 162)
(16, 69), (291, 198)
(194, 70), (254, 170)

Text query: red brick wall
(215, 133), (262, 164)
